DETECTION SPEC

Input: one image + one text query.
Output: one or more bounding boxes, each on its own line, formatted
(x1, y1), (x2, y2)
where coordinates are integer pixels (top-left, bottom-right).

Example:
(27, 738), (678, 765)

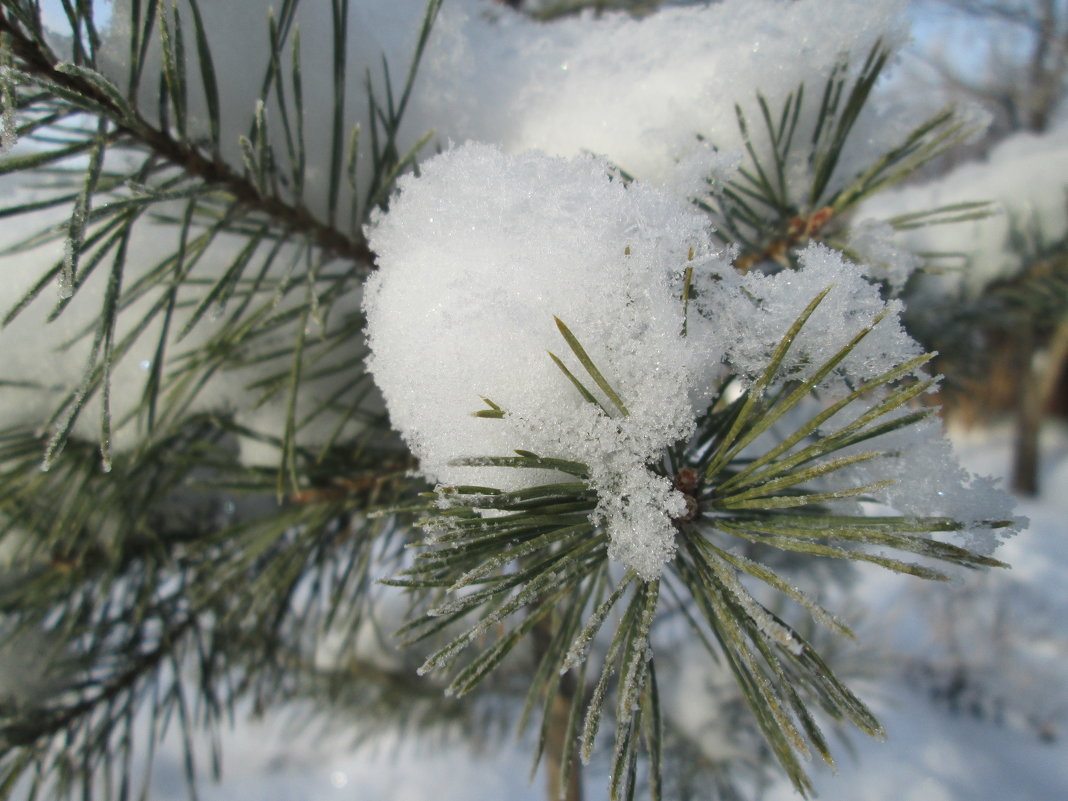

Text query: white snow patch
(364, 143), (725, 578)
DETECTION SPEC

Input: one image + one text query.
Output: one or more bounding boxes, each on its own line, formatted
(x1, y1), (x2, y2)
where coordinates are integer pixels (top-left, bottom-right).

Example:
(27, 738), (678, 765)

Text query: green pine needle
(554, 316), (630, 416)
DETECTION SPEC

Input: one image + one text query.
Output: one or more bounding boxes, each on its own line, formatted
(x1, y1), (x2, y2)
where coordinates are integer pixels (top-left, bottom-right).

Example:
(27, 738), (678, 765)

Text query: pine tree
(0, 2), (1022, 800)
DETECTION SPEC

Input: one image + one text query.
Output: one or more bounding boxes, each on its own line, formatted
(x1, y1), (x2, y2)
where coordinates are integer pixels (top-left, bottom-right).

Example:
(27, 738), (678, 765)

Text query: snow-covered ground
(153, 728), (544, 801)
(764, 677), (1068, 801)
(151, 423), (1067, 801)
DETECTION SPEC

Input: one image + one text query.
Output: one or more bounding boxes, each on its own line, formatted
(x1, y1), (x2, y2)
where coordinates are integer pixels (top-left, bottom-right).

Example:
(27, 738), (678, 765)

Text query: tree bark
(1025, 0), (1057, 132)
(1012, 317), (1068, 495)
(545, 678), (584, 801)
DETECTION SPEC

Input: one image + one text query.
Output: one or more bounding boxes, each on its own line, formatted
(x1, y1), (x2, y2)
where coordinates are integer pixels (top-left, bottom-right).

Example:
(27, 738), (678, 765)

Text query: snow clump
(364, 143), (727, 579)
(414, 0), (915, 194)
(693, 243), (924, 395)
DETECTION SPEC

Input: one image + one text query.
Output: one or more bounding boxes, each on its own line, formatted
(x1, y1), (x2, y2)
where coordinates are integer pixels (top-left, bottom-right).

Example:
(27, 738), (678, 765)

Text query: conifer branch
(398, 300), (1013, 798)
(699, 42), (986, 273)
(0, 8), (374, 266)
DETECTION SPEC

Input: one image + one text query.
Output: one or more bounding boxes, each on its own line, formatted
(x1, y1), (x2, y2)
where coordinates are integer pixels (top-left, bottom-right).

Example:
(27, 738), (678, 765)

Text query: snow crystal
(694, 243), (924, 394)
(364, 144), (1019, 576)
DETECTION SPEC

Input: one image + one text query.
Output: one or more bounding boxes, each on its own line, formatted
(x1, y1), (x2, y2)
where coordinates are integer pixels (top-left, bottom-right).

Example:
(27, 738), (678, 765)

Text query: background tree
(888, 0), (1068, 494)
(912, 0), (1068, 145)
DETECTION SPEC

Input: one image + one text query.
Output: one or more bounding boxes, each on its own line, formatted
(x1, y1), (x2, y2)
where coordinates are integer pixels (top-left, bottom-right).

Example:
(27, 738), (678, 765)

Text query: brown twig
(734, 206), (835, 273)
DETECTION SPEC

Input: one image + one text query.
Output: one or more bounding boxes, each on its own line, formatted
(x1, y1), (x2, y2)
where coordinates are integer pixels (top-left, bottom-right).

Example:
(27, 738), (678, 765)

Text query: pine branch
(0, 0), (442, 480)
(0, 6), (1026, 800)
(0, 8), (373, 266)
(394, 299), (1012, 798)
(699, 42), (985, 273)
(0, 412), (427, 799)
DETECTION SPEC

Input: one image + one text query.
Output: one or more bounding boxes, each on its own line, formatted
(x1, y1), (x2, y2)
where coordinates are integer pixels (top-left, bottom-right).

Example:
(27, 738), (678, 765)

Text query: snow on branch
(363, 143), (1020, 579)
